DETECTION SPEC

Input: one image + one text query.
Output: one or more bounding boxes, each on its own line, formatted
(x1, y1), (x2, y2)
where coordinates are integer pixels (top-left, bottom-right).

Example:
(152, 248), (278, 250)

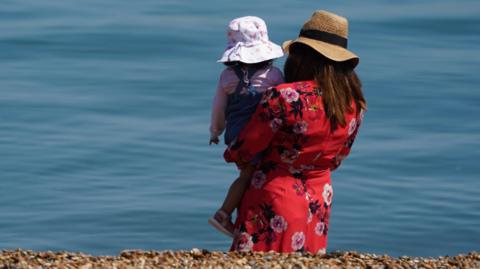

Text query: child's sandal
(208, 209), (234, 238)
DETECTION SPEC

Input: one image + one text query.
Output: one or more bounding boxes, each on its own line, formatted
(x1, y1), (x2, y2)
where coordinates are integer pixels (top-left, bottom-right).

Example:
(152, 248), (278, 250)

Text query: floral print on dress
(307, 211), (313, 224)
(237, 232), (254, 252)
(315, 221), (327, 236)
(270, 215), (288, 233)
(225, 80), (363, 253)
(251, 171), (267, 189)
(291, 232), (306, 251)
(322, 184), (333, 206)
(293, 121), (308, 134)
(270, 118), (283, 132)
(348, 118), (357, 136)
(280, 88), (300, 103)
(280, 149), (300, 164)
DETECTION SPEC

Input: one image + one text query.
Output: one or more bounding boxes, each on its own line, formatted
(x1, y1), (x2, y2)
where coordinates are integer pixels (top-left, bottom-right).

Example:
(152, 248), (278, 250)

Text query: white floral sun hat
(218, 16), (284, 64)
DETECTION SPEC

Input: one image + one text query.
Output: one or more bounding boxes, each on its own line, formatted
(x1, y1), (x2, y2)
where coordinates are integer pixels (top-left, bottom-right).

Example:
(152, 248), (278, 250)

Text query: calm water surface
(1, 0), (479, 257)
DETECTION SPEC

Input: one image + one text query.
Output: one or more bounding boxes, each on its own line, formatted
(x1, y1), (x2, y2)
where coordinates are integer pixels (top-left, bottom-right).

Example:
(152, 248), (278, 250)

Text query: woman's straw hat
(218, 16), (284, 64)
(283, 10), (359, 67)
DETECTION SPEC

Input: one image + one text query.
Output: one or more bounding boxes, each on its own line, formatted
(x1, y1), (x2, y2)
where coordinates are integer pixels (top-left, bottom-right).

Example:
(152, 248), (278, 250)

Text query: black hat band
(299, 29), (348, 48)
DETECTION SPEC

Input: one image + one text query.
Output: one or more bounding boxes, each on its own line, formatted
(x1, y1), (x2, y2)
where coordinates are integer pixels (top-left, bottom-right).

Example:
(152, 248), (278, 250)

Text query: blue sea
(1, 0), (479, 257)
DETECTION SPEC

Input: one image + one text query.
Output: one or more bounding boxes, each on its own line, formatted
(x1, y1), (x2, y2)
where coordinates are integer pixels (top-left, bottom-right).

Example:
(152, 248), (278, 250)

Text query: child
(208, 16), (284, 237)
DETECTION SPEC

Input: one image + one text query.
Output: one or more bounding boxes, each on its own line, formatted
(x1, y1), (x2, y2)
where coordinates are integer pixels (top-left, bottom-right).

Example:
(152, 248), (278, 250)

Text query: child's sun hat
(218, 16), (284, 64)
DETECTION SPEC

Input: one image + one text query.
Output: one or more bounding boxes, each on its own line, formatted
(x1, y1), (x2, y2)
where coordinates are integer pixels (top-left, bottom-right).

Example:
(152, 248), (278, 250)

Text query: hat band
(299, 29), (348, 48)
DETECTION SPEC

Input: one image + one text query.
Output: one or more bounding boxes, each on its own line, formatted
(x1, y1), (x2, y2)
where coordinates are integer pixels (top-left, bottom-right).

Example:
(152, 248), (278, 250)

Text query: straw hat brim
(283, 37), (359, 66)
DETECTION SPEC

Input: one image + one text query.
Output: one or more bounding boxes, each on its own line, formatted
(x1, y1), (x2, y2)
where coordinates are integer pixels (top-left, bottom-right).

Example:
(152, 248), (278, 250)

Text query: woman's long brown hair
(284, 43), (366, 130)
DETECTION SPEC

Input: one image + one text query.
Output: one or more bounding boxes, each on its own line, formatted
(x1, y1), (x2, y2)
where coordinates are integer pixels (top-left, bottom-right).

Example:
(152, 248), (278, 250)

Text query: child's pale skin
(220, 165), (255, 215)
(209, 136), (254, 215)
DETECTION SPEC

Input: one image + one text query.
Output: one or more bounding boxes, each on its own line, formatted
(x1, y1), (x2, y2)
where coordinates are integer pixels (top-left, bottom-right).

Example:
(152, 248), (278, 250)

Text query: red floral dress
(224, 80), (363, 253)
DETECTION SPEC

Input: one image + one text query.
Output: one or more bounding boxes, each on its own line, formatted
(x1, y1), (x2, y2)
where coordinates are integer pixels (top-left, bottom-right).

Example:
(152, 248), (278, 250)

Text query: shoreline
(0, 249), (478, 269)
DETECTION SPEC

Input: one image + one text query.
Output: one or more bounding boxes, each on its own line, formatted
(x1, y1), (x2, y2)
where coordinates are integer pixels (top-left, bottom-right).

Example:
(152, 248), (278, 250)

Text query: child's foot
(208, 209), (234, 238)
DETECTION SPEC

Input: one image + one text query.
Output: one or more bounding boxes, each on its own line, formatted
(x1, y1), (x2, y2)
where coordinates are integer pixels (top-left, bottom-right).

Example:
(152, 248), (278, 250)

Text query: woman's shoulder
(261, 80), (319, 108)
(272, 80), (317, 91)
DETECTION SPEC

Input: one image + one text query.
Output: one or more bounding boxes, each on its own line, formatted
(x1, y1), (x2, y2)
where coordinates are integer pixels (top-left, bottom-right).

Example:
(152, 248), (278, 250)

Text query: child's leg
(220, 165), (256, 215)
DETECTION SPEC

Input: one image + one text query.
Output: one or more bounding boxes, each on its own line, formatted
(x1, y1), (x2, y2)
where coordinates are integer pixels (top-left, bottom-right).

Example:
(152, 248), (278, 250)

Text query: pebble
(0, 249), (479, 269)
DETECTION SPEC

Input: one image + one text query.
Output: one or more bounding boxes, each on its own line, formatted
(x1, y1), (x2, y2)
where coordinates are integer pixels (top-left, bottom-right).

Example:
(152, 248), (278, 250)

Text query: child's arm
(210, 76), (228, 144)
(270, 66), (285, 85)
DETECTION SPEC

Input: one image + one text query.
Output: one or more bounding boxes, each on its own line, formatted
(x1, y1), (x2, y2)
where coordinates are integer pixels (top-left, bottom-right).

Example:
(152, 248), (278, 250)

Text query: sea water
(1, 0), (479, 257)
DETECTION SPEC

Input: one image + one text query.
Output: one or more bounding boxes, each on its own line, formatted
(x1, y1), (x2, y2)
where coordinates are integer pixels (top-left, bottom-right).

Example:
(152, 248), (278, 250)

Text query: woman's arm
(331, 111), (364, 170)
(224, 88), (287, 166)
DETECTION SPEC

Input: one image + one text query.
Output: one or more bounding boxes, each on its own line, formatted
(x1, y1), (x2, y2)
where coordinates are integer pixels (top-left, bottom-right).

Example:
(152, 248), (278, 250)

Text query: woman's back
(224, 79), (363, 253)
(224, 10), (365, 253)
(270, 81), (362, 172)
(226, 80), (362, 175)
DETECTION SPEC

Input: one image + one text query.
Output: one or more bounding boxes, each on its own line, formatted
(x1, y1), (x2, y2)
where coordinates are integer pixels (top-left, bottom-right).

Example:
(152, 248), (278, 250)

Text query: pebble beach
(0, 249), (478, 269)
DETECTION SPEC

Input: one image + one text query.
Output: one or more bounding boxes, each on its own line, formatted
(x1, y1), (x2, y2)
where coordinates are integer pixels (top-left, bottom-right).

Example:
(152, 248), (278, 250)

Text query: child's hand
(209, 136), (220, 145)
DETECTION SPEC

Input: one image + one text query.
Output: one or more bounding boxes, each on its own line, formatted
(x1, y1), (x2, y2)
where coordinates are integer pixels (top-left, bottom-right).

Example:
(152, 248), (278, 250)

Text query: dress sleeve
(209, 75), (228, 138)
(331, 110), (364, 170)
(224, 88), (287, 166)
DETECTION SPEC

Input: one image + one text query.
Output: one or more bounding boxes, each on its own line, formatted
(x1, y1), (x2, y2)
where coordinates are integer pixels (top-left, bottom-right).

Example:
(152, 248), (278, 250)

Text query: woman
(224, 10), (366, 253)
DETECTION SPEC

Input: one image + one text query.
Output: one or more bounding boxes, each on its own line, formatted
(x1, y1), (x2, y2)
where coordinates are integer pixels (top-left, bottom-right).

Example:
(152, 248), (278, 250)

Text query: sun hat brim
(283, 37), (359, 67)
(217, 41), (284, 64)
